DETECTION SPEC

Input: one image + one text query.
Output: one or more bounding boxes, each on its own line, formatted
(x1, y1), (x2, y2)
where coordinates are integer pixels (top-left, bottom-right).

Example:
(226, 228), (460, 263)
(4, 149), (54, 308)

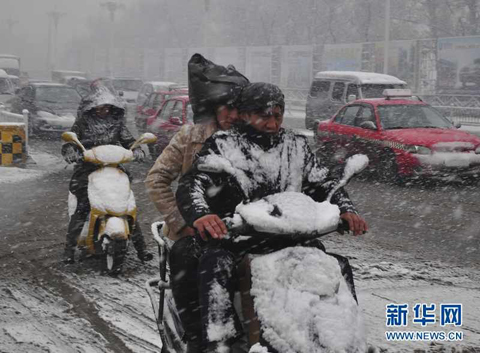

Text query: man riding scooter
(61, 86), (153, 264)
(175, 82), (368, 352)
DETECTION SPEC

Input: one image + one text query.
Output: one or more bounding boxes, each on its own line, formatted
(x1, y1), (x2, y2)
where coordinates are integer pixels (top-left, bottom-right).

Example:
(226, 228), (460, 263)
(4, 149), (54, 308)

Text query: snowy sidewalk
(0, 150), (65, 184)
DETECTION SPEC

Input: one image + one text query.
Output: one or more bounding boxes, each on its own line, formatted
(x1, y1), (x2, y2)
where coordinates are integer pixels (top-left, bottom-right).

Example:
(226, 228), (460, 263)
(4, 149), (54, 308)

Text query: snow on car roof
(314, 71), (407, 85)
(356, 97), (427, 106)
(149, 81), (178, 89)
(30, 82), (70, 87)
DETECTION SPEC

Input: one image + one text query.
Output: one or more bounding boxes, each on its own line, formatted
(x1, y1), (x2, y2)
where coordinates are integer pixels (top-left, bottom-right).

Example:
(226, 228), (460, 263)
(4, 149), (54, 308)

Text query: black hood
(80, 86), (126, 115)
(188, 53), (249, 123)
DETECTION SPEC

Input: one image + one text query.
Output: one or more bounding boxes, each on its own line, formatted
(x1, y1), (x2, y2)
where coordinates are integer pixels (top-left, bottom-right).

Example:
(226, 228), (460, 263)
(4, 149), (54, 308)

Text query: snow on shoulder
(236, 192), (340, 235)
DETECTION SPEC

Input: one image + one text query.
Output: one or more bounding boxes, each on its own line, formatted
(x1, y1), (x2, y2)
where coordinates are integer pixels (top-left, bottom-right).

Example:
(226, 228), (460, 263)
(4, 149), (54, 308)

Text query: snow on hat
(236, 82), (285, 114)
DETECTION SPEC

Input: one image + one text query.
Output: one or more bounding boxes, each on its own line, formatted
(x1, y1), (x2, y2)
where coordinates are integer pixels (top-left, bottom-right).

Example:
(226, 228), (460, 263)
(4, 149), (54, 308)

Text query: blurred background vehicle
(135, 88), (188, 131)
(136, 81), (185, 111)
(146, 95), (193, 158)
(51, 70), (88, 84)
(315, 89), (480, 183)
(0, 69), (16, 107)
(10, 82), (81, 136)
(305, 71), (407, 130)
(0, 54), (21, 77)
(112, 77), (143, 104)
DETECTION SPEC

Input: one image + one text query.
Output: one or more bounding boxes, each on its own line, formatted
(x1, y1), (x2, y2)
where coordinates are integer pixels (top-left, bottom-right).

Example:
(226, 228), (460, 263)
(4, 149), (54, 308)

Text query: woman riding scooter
(62, 86), (153, 264)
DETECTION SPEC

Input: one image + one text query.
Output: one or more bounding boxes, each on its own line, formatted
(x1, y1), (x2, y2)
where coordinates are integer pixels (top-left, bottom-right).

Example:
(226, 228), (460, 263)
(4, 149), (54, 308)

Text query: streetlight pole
(101, 1), (125, 77)
(383, 0), (391, 74)
(47, 10), (66, 72)
(4, 18), (19, 53)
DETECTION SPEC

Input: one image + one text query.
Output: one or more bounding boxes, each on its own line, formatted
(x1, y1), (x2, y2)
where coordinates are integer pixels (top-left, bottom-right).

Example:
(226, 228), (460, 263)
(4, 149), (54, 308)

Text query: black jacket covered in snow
(176, 124), (357, 227)
(62, 87), (135, 155)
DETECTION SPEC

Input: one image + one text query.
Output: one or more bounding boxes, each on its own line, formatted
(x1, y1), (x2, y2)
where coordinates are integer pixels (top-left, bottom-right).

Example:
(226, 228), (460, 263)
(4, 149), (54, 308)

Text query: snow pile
(251, 246), (366, 352)
(85, 145), (133, 165)
(236, 192), (340, 235)
(207, 256), (238, 342)
(0, 166), (46, 184)
(249, 343), (270, 352)
(88, 168), (136, 214)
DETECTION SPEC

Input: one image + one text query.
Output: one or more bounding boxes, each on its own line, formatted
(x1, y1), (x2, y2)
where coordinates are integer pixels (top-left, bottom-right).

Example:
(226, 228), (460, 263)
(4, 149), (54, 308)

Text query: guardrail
(0, 104), (29, 165)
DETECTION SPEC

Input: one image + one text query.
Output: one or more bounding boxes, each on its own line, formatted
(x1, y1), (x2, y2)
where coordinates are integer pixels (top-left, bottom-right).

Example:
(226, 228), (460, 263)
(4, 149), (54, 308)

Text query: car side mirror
(454, 121), (462, 129)
(119, 91), (124, 97)
(14, 88), (20, 95)
(169, 116), (182, 125)
(359, 121), (377, 130)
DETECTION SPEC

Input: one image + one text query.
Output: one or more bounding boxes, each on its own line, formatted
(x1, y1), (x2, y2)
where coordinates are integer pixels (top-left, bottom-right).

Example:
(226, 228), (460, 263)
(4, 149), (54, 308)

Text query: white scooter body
(147, 154), (370, 353)
(63, 132), (157, 272)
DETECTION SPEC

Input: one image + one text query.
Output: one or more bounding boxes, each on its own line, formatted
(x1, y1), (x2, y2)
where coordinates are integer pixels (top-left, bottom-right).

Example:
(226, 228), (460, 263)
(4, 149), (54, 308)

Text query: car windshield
(36, 86), (81, 109)
(361, 84), (406, 98)
(378, 104), (454, 130)
(113, 79), (143, 91)
(0, 78), (12, 94)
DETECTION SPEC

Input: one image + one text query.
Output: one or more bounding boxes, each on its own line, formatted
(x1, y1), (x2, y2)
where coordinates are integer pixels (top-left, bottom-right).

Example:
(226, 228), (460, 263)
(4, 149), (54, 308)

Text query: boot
(132, 221), (153, 262)
(136, 248), (153, 262)
(63, 246), (75, 264)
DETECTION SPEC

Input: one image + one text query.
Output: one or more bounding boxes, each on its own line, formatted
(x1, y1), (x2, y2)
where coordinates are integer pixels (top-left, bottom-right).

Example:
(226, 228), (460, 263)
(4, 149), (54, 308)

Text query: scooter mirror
(130, 132), (157, 150)
(61, 131), (86, 152)
(61, 131), (78, 142)
(326, 154), (369, 203)
(343, 154), (369, 181)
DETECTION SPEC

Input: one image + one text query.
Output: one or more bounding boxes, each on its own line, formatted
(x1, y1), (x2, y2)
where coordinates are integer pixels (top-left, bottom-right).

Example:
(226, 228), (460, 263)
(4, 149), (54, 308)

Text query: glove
(132, 148), (145, 162)
(64, 145), (83, 164)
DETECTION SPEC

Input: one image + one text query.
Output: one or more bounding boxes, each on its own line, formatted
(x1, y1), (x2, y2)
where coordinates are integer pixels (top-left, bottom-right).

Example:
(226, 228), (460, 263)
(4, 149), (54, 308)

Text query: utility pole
(383, 0), (391, 74)
(4, 18), (18, 52)
(46, 10), (66, 72)
(101, 1), (125, 77)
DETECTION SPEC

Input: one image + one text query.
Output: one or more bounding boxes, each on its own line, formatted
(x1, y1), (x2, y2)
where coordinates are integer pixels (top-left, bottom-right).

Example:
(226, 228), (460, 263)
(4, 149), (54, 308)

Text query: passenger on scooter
(145, 53), (249, 241)
(175, 82), (368, 352)
(145, 54), (250, 352)
(62, 86), (153, 264)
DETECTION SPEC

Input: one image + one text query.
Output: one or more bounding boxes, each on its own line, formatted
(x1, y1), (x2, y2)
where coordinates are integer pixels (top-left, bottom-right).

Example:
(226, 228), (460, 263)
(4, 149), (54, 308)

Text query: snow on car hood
(37, 110), (76, 128)
(383, 128), (480, 150)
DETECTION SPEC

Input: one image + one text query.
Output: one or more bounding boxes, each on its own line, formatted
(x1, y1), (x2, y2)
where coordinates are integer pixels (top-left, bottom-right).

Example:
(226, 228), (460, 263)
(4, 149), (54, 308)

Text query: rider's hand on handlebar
(193, 214), (228, 241)
(64, 148), (82, 164)
(340, 212), (368, 236)
(133, 148), (146, 162)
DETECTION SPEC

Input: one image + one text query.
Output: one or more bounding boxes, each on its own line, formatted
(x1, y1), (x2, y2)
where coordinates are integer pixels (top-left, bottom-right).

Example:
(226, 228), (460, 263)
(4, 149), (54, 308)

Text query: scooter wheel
(105, 239), (127, 275)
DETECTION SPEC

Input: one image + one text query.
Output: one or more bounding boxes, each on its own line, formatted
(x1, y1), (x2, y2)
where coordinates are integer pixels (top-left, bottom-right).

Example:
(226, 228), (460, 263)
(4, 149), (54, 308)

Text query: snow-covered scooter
(62, 131), (157, 274)
(146, 154), (369, 353)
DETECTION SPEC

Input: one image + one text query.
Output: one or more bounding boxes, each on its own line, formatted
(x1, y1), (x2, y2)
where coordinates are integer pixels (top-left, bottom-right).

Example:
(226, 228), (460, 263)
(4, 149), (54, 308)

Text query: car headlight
(475, 146), (480, 154)
(406, 145), (431, 154)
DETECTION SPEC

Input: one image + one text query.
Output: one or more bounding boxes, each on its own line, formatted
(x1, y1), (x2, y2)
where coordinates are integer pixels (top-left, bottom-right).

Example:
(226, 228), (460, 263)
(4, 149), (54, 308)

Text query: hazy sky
(1, 0), (136, 76)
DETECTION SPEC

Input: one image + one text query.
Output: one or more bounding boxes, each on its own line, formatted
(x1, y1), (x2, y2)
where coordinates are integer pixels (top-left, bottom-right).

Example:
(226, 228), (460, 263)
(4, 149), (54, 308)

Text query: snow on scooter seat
(251, 246), (366, 352)
(85, 145), (133, 165)
(235, 192), (340, 236)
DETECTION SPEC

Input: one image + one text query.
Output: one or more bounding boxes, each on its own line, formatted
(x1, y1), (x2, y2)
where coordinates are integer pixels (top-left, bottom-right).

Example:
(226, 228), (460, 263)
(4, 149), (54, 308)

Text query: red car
(135, 88), (188, 131)
(316, 89), (480, 182)
(147, 95), (193, 158)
